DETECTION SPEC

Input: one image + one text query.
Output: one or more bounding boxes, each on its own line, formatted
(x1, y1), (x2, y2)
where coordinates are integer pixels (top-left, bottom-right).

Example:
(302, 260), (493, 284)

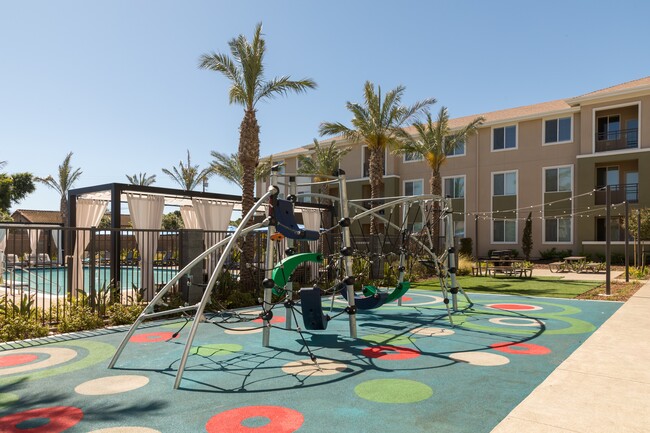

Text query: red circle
(130, 331), (178, 343)
(361, 345), (421, 360)
(491, 342), (551, 355)
(396, 296), (413, 302)
(0, 354), (39, 368)
(206, 405), (303, 433)
(252, 316), (286, 324)
(0, 406), (83, 433)
(489, 303), (538, 311)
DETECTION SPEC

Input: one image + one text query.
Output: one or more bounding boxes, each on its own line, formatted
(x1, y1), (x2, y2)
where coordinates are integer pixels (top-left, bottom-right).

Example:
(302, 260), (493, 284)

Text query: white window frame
(492, 170), (517, 197)
(542, 217), (573, 244)
(443, 175), (466, 199)
(492, 219), (518, 244)
(403, 178), (424, 197)
(543, 164), (573, 193)
(491, 124), (518, 151)
(543, 115), (573, 145)
(403, 152), (423, 163)
(445, 138), (466, 158)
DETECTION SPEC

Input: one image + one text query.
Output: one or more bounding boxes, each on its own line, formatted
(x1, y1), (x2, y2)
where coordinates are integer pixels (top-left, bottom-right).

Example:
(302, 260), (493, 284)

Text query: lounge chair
(28, 253), (53, 267)
(122, 250), (140, 266)
(153, 251), (174, 266)
(6, 254), (26, 268)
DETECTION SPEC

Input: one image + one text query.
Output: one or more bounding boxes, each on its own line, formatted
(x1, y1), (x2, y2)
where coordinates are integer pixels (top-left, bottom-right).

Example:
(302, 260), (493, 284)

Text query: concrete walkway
(491, 278), (650, 433)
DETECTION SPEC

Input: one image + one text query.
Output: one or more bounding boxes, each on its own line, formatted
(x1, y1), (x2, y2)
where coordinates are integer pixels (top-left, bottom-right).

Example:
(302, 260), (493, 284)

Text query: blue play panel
(0, 290), (621, 433)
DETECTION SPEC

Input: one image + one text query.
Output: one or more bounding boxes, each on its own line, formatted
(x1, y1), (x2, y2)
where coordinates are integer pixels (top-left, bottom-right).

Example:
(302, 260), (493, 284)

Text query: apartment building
(261, 77), (650, 259)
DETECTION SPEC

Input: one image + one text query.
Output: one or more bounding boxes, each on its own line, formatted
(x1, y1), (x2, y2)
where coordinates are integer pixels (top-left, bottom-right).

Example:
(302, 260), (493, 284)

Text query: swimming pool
(2, 266), (179, 295)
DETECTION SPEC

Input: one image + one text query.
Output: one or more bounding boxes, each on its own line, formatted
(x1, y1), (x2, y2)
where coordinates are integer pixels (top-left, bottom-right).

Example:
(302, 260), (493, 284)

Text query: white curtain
(192, 198), (234, 277)
(28, 229), (42, 255)
(301, 208), (321, 280)
(180, 205), (200, 229)
(51, 229), (62, 265)
(0, 229), (6, 276)
(73, 199), (109, 292)
(127, 193), (165, 300)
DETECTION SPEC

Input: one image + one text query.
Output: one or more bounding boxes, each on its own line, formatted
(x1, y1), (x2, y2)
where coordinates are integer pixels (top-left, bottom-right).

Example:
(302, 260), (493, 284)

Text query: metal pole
(605, 185), (611, 295)
(262, 168), (279, 347)
(638, 209), (642, 268)
(625, 200), (629, 282)
(338, 169), (357, 338)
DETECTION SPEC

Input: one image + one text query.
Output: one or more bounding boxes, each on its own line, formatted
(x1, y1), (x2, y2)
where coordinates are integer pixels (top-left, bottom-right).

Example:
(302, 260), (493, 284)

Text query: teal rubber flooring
(0, 290), (621, 433)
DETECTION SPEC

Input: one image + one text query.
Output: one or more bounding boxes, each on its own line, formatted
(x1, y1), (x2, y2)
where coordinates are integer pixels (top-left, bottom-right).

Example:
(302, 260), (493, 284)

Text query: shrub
(459, 238), (473, 258)
(107, 303), (145, 326)
(56, 304), (105, 334)
(456, 254), (473, 276)
(0, 315), (49, 342)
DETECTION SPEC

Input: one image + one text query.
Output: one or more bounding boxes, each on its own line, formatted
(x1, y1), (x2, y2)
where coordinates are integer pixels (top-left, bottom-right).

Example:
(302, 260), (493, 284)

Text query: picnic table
(474, 259), (533, 278)
(548, 256), (604, 273)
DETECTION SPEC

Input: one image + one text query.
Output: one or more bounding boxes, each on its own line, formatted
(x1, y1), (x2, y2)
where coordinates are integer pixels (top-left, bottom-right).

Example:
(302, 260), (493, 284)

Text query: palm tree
(0, 161), (6, 171)
(126, 172), (157, 186)
(36, 152), (82, 226)
(199, 22), (316, 219)
(162, 150), (212, 191)
(395, 107), (484, 248)
(209, 151), (273, 190)
(199, 22), (316, 289)
(297, 139), (351, 203)
(319, 81), (434, 234)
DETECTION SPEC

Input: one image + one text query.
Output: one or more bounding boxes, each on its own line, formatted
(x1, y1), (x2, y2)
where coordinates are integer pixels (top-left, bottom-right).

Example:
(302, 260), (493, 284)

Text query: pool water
(2, 266), (179, 295)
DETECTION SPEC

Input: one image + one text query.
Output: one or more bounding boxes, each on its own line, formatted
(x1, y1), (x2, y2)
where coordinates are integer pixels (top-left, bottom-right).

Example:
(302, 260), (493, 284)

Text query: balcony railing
(594, 183), (639, 205)
(595, 128), (638, 152)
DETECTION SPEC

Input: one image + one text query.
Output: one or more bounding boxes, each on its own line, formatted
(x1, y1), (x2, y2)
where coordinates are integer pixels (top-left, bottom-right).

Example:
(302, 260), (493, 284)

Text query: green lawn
(412, 275), (602, 299)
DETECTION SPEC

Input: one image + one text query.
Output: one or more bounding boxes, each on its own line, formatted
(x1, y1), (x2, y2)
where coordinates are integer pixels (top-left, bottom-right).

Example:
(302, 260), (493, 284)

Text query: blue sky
(2, 0), (650, 213)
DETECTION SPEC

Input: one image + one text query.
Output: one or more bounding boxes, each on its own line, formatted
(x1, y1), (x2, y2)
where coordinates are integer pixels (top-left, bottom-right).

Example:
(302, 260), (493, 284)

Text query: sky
(2, 0), (650, 213)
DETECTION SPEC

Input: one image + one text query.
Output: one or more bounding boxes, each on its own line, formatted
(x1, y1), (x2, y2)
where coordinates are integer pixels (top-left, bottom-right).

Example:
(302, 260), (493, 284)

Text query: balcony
(594, 183), (638, 205)
(595, 128), (638, 152)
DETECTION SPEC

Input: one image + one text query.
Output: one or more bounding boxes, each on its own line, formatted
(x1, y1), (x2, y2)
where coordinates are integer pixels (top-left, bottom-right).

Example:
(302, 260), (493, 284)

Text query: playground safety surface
(0, 290), (622, 433)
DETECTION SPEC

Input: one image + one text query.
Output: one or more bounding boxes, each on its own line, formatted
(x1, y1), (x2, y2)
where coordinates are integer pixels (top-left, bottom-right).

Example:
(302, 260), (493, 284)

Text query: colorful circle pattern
(0, 406), (83, 433)
(206, 406), (304, 433)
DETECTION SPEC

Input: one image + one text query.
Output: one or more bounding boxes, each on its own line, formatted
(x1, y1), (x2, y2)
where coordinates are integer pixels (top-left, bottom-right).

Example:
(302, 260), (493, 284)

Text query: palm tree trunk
(60, 196), (68, 227)
(368, 147), (384, 236)
(430, 172), (442, 253)
(238, 109), (260, 293)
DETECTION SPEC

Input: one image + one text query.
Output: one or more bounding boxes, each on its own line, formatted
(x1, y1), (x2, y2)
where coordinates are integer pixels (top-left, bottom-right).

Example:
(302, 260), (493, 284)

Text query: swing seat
(275, 199), (320, 241)
(362, 281), (411, 304)
(271, 253), (323, 296)
(340, 285), (389, 310)
(299, 286), (329, 330)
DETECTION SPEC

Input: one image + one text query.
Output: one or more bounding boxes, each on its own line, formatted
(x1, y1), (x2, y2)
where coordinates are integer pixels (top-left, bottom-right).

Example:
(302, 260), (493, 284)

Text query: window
(493, 125), (517, 150)
(596, 166), (619, 188)
(493, 172), (516, 196)
(493, 220), (516, 243)
(444, 176), (465, 198)
(404, 179), (423, 196)
(404, 152), (423, 162)
(544, 117), (572, 144)
(597, 115), (620, 141)
(596, 217), (626, 241)
(545, 218), (572, 242)
(545, 166), (572, 192)
(446, 139), (465, 156)
(454, 220), (465, 237)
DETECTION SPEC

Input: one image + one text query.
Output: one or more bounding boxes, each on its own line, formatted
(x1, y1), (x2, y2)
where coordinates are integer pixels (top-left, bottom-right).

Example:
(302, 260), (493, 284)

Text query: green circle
(190, 344), (243, 357)
(360, 334), (413, 345)
(355, 379), (433, 403)
(0, 392), (19, 407)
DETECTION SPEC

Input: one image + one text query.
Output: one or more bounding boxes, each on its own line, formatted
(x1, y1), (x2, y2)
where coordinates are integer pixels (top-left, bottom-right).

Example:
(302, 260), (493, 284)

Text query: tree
(319, 82), (434, 235)
(297, 139), (351, 203)
(199, 22), (316, 290)
(0, 161), (36, 213)
(162, 211), (184, 230)
(126, 173), (157, 186)
(36, 152), (81, 225)
(624, 208), (650, 240)
(210, 151), (273, 190)
(522, 212), (533, 260)
(162, 150), (212, 191)
(394, 107), (483, 249)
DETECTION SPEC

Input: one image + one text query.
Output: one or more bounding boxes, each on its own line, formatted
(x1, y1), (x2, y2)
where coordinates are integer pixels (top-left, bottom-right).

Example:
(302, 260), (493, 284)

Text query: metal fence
(0, 224), (324, 326)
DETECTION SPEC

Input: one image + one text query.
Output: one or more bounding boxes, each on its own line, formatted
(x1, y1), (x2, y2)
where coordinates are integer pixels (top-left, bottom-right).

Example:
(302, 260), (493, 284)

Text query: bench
(584, 262), (605, 273)
(488, 266), (520, 277)
(548, 261), (568, 273)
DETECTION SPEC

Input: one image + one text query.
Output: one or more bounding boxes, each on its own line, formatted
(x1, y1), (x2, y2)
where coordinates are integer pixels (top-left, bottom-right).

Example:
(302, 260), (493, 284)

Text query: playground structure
(108, 167), (472, 388)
